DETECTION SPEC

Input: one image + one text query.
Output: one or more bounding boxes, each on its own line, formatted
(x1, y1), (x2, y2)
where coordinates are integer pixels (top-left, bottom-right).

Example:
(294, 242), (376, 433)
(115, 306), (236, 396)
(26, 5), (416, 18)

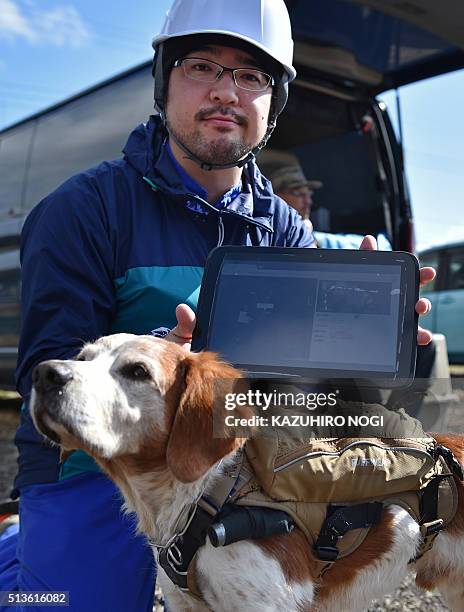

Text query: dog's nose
(32, 362), (74, 393)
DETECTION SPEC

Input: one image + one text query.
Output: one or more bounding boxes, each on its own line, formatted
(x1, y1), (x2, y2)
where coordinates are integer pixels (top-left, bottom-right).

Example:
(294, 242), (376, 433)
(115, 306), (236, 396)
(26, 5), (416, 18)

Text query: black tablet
(192, 247), (419, 387)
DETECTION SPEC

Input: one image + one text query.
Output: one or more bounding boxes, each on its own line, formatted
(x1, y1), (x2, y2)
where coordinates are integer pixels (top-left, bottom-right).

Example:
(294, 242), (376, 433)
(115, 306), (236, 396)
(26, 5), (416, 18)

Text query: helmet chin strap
(162, 112), (276, 172)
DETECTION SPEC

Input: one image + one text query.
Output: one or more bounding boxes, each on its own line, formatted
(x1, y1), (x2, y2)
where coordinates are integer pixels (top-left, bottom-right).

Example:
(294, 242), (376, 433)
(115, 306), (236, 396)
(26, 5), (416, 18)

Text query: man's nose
(209, 72), (240, 105)
(298, 192), (311, 209)
(32, 362), (74, 393)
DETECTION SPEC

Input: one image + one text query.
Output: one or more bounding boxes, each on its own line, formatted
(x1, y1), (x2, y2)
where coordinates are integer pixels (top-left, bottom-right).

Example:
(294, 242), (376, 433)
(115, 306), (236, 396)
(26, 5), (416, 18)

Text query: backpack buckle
(421, 518), (444, 538)
(328, 514), (352, 538)
(411, 519), (445, 562)
(315, 545), (339, 561)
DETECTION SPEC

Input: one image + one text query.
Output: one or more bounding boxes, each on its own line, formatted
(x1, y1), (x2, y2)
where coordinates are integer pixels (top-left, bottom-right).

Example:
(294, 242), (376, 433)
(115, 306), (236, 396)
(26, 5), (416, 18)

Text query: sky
(0, 0), (463, 251)
(382, 75), (464, 251)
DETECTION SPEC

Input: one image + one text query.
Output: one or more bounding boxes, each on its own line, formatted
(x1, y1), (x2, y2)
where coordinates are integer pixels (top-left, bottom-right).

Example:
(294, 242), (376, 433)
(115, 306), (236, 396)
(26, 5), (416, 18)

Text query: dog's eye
(122, 363), (151, 381)
(76, 355), (87, 361)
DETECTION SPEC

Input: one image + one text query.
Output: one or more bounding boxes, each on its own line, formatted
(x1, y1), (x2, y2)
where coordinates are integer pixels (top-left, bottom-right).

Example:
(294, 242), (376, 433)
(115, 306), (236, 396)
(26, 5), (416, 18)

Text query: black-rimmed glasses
(173, 57), (274, 92)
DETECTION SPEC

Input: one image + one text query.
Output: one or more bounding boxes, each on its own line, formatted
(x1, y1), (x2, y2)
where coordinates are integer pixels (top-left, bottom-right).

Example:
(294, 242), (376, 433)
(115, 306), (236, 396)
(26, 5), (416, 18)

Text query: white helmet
(151, 0), (296, 170)
(152, 0), (296, 83)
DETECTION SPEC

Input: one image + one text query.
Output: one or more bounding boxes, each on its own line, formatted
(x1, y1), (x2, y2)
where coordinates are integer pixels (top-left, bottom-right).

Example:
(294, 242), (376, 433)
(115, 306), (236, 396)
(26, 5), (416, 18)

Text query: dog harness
(153, 436), (462, 603)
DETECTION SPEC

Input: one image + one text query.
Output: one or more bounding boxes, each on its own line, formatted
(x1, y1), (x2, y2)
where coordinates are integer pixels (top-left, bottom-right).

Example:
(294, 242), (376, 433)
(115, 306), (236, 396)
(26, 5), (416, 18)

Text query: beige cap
(270, 165), (323, 192)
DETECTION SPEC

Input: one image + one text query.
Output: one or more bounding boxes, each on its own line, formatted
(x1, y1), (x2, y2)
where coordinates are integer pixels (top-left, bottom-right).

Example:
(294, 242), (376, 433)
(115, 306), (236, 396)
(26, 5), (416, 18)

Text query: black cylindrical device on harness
(208, 505), (294, 548)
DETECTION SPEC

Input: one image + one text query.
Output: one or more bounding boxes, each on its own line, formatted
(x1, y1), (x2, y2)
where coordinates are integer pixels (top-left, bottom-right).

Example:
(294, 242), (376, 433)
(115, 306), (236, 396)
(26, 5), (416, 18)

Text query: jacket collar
(123, 115), (274, 232)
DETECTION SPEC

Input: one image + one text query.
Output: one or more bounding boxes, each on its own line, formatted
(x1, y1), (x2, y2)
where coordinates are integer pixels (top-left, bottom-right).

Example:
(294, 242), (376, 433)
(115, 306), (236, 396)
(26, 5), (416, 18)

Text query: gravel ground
(1, 385), (463, 611)
(368, 572), (450, 611)
(0, 402), (19, 501)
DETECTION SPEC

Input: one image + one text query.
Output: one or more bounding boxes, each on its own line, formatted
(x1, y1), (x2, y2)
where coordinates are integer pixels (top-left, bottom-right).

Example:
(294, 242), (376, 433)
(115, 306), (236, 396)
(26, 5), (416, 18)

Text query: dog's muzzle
(31, 361), (75, 443)
(32, 362), (74, 395)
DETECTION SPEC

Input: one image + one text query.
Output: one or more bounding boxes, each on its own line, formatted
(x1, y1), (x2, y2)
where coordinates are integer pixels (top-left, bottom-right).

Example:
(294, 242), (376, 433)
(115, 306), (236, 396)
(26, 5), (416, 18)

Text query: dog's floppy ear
(166, 351), (251, 483)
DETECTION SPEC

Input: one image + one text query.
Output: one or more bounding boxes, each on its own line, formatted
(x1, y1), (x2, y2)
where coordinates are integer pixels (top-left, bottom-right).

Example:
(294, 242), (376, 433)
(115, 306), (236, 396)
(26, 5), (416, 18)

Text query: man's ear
(166, 351), (252, 483)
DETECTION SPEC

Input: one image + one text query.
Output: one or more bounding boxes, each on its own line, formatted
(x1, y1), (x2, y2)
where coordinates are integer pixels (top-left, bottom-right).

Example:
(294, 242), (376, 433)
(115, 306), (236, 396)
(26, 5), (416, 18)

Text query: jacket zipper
(274, 440), (435, 473)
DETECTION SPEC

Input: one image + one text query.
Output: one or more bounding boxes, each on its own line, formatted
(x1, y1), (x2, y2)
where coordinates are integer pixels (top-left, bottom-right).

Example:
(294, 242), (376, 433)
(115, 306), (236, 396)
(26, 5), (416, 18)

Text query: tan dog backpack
(234, 427), (460, 571)
(157, 404), (463, 599)
(157, 401), (463, 598)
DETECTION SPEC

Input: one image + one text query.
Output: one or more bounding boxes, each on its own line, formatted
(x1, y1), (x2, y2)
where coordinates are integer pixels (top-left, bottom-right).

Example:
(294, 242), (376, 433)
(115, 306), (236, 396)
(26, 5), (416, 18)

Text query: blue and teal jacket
(13, 114), (314, 493)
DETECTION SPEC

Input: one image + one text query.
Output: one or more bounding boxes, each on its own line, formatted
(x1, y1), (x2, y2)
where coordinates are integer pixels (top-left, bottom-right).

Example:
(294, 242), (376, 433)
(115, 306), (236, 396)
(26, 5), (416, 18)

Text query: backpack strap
(411, 473), (449, 562)
(314, 502), (384, 567)
(156, 449), (251, 601)
(412, 444), (463, 562)
(436, 444), (464, 480)
(157, 503), (215, 598)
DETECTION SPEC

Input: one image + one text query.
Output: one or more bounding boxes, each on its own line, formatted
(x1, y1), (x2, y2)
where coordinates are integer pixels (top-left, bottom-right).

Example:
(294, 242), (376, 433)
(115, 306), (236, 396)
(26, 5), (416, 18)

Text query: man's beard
(168, 106), (253, 165)
(174, 128), (251, 165)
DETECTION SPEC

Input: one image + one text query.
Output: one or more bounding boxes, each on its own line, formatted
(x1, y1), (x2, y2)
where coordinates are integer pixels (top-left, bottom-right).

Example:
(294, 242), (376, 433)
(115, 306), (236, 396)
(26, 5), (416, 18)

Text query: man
(0, 1), (434, 610)
(271, 164), (322, 221)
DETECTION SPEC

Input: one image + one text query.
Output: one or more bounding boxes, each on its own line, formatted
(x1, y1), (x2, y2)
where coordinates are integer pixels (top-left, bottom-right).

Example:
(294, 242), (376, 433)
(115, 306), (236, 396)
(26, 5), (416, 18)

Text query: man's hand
(165, 304), (196, 350)
(360, 235), (436, 346)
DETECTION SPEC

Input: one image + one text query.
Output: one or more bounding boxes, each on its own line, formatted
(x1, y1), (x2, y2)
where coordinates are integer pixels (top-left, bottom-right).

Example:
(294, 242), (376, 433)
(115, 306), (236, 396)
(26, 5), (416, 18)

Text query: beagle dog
(30, 334), (464, 611)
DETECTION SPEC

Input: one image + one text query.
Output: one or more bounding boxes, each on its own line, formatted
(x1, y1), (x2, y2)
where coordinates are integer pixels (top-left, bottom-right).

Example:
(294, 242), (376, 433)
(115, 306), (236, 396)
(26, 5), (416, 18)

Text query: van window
(24, 67), (153, 212)
(0, 123), (35, 218)
(445, 249), (464, 291)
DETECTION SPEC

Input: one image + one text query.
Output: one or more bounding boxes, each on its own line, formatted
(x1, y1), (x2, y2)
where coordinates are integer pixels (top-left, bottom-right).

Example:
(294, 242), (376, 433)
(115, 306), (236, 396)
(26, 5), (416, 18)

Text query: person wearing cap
(1, 0), (434, 610)
(271, 165), (322, 221)
(270, 164), (395, 249)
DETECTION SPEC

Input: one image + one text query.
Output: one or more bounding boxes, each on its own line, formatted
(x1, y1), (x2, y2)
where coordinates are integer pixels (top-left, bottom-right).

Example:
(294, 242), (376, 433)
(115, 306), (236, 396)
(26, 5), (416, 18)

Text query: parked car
(1, 0), (464, 388)
(420, 242), (464, 363)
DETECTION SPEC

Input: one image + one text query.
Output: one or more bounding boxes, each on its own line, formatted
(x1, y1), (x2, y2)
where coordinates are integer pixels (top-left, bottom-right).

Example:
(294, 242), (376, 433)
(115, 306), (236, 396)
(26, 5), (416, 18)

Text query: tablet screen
(208, 255), (401, 373)
(192, 247), (418, 384)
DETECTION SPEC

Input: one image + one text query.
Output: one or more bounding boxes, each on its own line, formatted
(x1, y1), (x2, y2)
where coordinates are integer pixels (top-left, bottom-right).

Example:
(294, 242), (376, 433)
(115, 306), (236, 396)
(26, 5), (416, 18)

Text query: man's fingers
(419, 266), (436, 287)
(415, 299), (432, 345)
(359, 235), (377, 250)
(415, 298), (432, 316)
(417, 326), (433, 346)
(173, 304), (196, 339)
(415, 268), (434, 347)
(165, 304), (196, 349)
